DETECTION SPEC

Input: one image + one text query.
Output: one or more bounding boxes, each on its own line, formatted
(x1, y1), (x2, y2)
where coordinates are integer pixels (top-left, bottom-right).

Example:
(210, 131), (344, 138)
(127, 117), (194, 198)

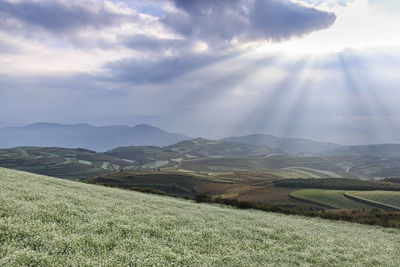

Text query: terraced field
(180, 155), (346, 177)
(0, 147), (136, 179)
(327, 155), (400, 179)
(290, 189), (376, 209)
(345, 191), (400, 210)
(1, 168), (400, 266)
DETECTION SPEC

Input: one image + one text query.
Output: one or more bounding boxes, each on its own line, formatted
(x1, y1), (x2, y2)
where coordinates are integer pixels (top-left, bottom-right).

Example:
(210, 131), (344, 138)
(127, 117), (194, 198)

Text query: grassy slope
(346, 191), (400, 210)
(290, 189), (376, 209)
(1, 168), (400, 266)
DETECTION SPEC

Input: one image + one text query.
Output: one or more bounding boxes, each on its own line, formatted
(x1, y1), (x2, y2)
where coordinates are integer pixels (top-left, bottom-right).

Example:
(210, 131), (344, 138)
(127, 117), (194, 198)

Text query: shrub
(195, 193), (211, 203)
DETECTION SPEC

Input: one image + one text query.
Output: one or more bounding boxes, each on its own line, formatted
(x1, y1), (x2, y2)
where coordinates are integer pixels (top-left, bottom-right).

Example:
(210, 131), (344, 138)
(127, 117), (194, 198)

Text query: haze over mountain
(0, 123), (189, 152)
(322, 144), (400, 158)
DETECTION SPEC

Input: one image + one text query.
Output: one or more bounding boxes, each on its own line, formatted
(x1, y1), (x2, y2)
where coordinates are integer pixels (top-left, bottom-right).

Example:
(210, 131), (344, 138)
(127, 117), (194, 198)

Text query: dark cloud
(0, 0), (137, 37)
(165, 0), (336, 44)
(0, 0), (335, 53)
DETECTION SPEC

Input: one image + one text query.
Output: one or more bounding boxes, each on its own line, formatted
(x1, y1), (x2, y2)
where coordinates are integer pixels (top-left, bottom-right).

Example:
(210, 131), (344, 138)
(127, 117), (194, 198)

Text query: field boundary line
(289, 193), (336, 209)
(343, 192), (400, 211)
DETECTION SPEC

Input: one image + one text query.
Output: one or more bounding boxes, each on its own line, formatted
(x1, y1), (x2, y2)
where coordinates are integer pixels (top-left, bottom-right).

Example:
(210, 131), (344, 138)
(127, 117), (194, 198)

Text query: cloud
(0, 38), (20, 54)
(0, 0), (136, 34)
(0, 0), (336, 56)
(369, 0), (400, 14)
(120, 34), (187, 53)
(103, 0), (336, 84)
(4, 0), (400, 145)
(104, 51), (237, 83)
(164, 0), (336, 45)
(0, 0), (145, 49)
(300, 0), (349, 7)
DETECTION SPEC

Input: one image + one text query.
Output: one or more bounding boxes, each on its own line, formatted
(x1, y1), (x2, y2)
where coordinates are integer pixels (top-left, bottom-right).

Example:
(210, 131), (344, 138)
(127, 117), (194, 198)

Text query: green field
(290, 189), (376, 209)
(1, 168), (400, 266)
(345, 191), (400, 210)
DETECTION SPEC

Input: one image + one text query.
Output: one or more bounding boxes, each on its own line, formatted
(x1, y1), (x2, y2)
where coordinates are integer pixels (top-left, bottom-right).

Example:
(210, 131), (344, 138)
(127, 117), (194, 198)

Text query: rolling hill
(1, 168), (400, 266)
(223, 134), (340, 154)
(0, 123), (189, 152)
(104, 138), (281, 167)
(179, 154), (347, 176)
(0, 147), (138, 179)
(165, 138), (280, 158)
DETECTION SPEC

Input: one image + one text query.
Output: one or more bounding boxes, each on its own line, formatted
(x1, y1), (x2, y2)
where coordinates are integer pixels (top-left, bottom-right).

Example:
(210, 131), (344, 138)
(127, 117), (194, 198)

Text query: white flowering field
(1, 168), (400, 266)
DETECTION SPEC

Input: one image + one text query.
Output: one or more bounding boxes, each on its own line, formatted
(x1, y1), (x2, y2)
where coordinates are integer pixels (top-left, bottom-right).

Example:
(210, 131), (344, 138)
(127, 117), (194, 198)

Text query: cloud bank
(0, 0), (335, 51)
(2, 0), (399, 144)
(165, 0), (335, 45)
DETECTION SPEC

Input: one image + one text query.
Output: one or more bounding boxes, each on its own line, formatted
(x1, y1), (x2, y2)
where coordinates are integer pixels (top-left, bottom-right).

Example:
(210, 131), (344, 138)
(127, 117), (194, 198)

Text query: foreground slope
(1, 168), (400, 266)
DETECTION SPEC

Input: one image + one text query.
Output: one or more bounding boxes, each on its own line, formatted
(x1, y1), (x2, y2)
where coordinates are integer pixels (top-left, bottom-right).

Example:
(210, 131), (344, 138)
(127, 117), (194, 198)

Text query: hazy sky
(0, 0), (399, 144)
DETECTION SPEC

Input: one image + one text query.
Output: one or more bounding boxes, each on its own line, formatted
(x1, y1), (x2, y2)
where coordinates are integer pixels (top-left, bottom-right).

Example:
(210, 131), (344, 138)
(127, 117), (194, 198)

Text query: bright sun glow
(260, 0), (400, 55)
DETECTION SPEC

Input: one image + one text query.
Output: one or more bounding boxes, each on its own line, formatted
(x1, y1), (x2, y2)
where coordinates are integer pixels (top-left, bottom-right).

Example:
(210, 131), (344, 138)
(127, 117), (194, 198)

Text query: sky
(0, 0), (400, 144)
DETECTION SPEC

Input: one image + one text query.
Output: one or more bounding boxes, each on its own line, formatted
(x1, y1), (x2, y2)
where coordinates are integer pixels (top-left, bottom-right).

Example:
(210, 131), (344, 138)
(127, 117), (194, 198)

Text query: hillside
(3, 144), (400, 180)
(0, 147), (137, 179)
(104, 138), (281, 169)
(165, 138), (280, 158)
(223, 134), (339, 154)
(1, 168), (400, 266)
(180, 154), (347, 176)
(0, 123), (189, 152)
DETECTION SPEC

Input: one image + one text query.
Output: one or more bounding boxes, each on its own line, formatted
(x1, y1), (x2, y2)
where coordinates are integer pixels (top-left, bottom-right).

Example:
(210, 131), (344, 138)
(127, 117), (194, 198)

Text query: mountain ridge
(0, 123), (190, 152)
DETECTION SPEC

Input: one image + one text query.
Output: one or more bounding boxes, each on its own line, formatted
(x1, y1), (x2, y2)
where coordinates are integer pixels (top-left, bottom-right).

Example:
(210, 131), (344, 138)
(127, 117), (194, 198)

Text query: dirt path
(346, 166), (352, 174)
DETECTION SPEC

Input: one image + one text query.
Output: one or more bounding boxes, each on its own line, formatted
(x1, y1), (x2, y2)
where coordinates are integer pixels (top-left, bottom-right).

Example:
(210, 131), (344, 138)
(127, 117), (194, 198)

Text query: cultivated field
(85, 170), (317, 208)
(290, 189), (376, 209)
(1, 168), (400, 266)
(345, 191), (400, 210)
(0, 147), (135, 179)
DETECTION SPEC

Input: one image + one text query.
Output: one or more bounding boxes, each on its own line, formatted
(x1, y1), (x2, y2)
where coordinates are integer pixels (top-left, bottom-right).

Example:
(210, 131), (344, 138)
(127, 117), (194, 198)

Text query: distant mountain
(0, 123), (189, 152)
(322, 144), (400, 158)
(222, 134), (340, 154)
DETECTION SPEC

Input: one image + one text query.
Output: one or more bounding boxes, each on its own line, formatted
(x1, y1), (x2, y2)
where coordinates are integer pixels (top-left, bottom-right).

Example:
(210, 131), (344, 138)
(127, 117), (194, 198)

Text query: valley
(2, 132), (400, 228)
